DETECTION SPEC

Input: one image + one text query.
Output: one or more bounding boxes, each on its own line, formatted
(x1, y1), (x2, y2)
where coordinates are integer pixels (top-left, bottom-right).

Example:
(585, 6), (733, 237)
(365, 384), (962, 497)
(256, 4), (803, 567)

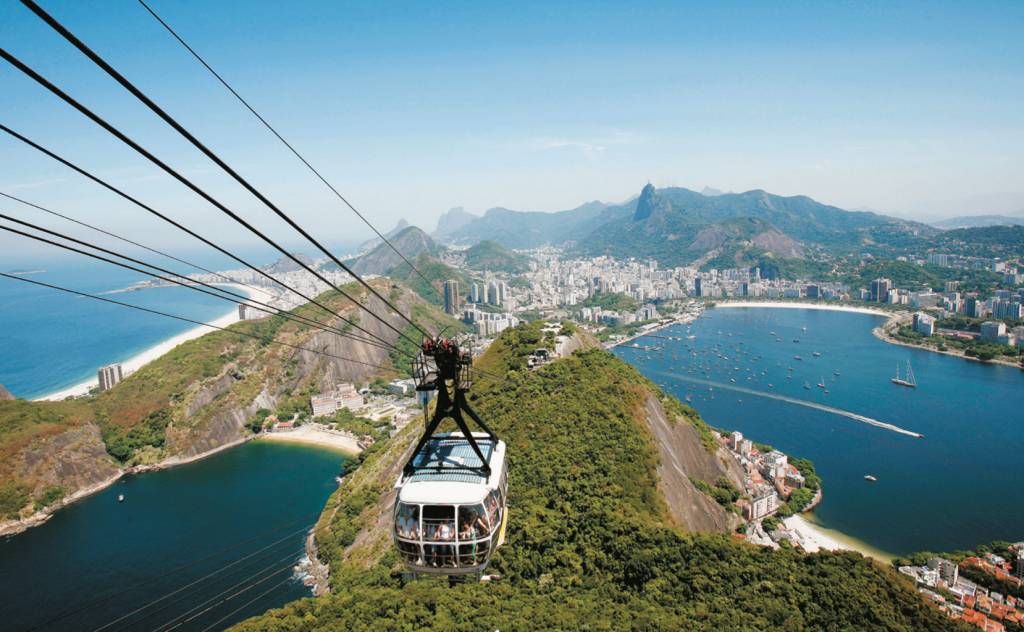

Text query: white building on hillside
(311, 383), (364, 417)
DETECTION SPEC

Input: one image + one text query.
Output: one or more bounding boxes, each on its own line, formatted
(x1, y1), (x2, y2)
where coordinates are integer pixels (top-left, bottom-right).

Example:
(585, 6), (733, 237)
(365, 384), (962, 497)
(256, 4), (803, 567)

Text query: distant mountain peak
(700, 186), (725, 197)
(633, 183), (666, 221)
(262, 253), (315, 275)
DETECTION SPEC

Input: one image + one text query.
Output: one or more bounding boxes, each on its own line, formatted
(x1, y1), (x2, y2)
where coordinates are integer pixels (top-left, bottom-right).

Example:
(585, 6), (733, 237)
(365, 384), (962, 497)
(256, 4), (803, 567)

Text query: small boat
(803, 381), (811, 390)
(117, 494), (125, 503)
(891, 360), (917, 388)
(793, 355), (802, 361)
(793, 339), (800, 343)
(801, 326), (808, 332)
(864, 475), (877, 482)
(833, 370), (840, 376)
(812, 351), (821, 357)
(817, 377), (826, 388)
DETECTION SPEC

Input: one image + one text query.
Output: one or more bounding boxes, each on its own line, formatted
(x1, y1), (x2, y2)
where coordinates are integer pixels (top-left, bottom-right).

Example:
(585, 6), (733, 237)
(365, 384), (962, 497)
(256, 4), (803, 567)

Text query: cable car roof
(397, 434), (506, 505)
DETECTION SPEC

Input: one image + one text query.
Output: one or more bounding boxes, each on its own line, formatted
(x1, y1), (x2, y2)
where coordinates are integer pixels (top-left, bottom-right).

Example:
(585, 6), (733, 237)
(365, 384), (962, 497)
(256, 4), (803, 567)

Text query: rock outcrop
(642, 394), (743, 532)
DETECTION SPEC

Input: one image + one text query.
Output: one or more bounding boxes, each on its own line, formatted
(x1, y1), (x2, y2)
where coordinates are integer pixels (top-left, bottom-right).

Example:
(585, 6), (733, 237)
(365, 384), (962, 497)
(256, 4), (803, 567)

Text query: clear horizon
(1, 0), (1022, 261)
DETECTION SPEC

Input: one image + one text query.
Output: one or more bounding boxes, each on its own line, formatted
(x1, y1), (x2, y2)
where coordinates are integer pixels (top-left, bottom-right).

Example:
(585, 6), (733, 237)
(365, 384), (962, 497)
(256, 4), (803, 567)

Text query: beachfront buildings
(238, 304), (268, 321)
(981, 321), (1009, 343)
(311, 383), (364, 417)
(747, 485), (781, 521)
(97, 363), (123, 392)
(913, 312), (936, 336)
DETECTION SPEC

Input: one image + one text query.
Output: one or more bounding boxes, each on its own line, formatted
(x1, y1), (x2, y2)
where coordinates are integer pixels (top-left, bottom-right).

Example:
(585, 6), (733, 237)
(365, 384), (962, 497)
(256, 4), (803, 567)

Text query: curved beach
(34, 283), (259, 401)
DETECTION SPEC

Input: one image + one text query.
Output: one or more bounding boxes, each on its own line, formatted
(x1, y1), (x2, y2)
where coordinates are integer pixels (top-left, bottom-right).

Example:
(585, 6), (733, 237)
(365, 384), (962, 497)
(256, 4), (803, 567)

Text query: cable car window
(459, 504), (488, 539)
(395, 502), (420, 539)
(397, 541), (421, 565)
(422, 505), (456, 568)
(484, 490), (501, 530)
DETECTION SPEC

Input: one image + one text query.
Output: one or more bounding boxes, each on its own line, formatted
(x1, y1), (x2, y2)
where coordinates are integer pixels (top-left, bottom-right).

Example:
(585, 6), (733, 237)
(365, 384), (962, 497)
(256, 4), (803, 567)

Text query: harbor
(614, 305), (1024, 556)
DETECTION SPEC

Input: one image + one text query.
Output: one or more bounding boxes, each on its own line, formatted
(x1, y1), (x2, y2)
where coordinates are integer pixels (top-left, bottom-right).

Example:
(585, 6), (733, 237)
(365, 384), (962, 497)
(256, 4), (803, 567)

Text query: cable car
(393, 337), (508, 576)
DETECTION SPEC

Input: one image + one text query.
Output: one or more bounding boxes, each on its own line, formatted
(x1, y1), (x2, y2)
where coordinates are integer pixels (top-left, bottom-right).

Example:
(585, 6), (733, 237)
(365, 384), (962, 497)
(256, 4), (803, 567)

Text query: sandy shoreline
(35, 283), (257, 402)
(713, 300), (893, 318)
(258, 425), (363, 456)
(784, 514), (893, 562)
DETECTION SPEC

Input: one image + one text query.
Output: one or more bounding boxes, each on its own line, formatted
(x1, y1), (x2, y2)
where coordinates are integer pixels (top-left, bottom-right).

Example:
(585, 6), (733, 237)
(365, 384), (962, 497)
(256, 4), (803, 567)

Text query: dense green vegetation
(933, 225), (1024, 258)
(776, 458), (822, 517)
(0, 482), (30, 520)
(579, 291), (638, 312)
(238, 322), (957, 631)
(33, 485), (65, 511)
(842, 260), (1002, 294)
(892, 326), (1020, 363)
(100, 408), (173, 463)
(691, 476), (741, 512)
(463, 240), (530, 273)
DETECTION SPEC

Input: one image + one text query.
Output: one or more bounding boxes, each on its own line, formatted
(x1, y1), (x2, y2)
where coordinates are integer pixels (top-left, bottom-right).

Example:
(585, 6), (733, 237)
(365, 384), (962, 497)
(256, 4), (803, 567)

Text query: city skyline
(1, 1), (1023, 261)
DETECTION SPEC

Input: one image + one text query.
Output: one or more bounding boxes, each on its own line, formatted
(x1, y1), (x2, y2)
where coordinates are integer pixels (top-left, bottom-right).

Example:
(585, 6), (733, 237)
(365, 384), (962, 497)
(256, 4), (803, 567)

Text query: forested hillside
(0, 282), (456, 531)
(235, 322), (958, 631)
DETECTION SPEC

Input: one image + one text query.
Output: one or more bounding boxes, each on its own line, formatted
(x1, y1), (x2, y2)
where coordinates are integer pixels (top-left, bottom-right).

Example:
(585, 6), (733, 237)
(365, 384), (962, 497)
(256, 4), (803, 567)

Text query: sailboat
(817, 377), (826, 388)
(891, 360), (917, 388)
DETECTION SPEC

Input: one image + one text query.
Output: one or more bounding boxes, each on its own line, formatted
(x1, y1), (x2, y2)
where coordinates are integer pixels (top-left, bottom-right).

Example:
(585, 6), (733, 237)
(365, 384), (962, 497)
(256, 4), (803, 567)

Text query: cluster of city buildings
(899, 546), (1024, 631)
(723, 431), (807, 522)
(925, 253), (1023, 285)
(867, 279), (1024, 322)
(693, 269), (850, 302)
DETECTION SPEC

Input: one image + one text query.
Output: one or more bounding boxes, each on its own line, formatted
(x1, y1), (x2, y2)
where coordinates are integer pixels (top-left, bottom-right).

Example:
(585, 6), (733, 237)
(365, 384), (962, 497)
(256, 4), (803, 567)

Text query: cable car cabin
(393, 433), (508, 575)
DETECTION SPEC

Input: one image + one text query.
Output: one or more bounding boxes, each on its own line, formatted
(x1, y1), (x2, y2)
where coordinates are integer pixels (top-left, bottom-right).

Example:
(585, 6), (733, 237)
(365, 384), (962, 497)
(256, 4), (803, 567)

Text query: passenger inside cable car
(393, 434), (508, 574)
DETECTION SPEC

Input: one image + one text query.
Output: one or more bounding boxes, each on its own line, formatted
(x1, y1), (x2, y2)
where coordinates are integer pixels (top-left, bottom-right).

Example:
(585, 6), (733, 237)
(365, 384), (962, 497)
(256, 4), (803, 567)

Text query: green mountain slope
(348, 226), (442, 276)
(463, 240), (529, 273)
(0, 282), (458, 529)
(236, 323), (957, 631)
(578, 184), (932, 267)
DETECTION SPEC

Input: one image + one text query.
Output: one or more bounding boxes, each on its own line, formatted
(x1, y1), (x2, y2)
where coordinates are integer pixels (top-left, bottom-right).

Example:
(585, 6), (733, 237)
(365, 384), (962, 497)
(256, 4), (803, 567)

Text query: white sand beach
(714, 300), (893, 318)
(259, 424), (363, 455)
(35, 283), (258, 402)
(784, 514), (892, 562)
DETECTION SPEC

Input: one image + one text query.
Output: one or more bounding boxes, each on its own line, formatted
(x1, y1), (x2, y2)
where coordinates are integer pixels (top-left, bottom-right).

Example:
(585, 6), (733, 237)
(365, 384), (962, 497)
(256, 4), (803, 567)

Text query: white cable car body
(393, 433), (508, 574)
(392, 338), (508, 576)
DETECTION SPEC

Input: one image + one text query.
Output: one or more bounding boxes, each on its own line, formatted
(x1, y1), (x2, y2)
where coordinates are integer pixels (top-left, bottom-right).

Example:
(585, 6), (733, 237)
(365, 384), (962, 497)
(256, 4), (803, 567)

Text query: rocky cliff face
(17, 423), (120, 495)
(0, 384), (14, 401)
(642, 395), (743, 532)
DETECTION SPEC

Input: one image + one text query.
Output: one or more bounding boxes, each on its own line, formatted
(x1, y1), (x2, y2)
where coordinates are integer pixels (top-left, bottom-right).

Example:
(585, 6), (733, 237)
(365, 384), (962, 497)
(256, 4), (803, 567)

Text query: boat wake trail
(647, 369), (924, 439)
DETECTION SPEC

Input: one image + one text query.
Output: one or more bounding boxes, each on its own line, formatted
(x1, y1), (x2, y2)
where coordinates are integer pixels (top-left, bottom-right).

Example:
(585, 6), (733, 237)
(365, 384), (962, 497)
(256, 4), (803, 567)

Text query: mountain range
(431, 184), (935, 269)
(931, 214), (1024, 229)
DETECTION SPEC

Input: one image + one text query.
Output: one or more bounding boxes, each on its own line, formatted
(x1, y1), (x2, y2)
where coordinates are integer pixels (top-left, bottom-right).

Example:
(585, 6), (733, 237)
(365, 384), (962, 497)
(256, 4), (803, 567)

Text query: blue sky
(1, 0), (1022, 261)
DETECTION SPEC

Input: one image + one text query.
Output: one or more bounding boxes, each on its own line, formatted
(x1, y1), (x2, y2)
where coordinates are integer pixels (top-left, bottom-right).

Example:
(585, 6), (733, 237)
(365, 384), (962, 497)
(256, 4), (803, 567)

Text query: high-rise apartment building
(97, 364), (123, 392)
(443, 279), (461, 315)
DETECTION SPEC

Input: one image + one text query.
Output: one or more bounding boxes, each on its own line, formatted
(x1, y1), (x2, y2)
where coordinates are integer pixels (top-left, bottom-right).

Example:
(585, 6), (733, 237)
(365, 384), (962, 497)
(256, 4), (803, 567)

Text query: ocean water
(0, 260), (235, 399)
(615, 306), (1024, 556)
(0, 441), (346, 631)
